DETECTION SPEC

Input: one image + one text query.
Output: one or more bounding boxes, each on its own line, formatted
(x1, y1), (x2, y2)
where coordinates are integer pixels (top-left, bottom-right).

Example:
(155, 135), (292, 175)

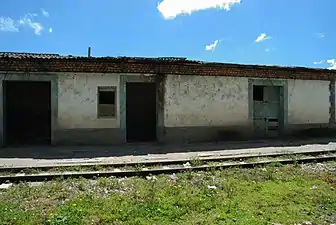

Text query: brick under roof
(0, 51), (335, 80)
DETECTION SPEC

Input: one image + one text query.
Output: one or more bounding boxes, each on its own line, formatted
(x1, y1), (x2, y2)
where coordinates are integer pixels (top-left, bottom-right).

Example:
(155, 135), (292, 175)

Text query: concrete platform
(0, 139), (335, 168)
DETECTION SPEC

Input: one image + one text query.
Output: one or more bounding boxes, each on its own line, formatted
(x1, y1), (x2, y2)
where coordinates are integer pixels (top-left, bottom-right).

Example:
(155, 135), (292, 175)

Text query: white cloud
(157, 0), (241, 19)
(0, 17), (19, 32)
(326, 59), (336, 70)
(313, 59), (336, 70)
(41, 9), (49, 17)
(265, 47), (276, 52)
(205, 40), (219, 51)
(48, 27), (52, 33)
(313, 60), (325, 65)
(315, 32), (325, 39)
(19, 14), (43, 35)
(255, 33), (271, 43)
(0, 13), (45, 35)
(27, 13), (38, 17)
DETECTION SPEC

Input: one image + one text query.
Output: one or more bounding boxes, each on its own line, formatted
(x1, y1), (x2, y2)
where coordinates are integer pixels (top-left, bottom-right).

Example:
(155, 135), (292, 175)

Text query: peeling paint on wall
(58, 73), (120, 129)
(56, 72), (331, 138)
(288, 80), (329, 124)
(164, 75), (249, 127)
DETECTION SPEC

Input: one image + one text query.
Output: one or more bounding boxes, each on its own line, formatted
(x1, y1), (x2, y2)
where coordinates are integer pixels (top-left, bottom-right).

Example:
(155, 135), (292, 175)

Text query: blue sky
(0, 0), (335, 69)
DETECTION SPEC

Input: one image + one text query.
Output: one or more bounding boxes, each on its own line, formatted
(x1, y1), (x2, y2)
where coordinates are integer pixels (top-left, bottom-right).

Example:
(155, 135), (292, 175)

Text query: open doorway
(126, 82), (157, 142)
(3, 81), (52, 146)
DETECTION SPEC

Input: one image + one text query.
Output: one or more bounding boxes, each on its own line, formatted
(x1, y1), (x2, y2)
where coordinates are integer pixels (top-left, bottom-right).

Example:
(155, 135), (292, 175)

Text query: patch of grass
(190, 157), (203, 167)
(21, 168), (42, 175)
(0, 164), (335, 224)
(268, 161), (283, 167)
(49, 165), (106, 173)
(133, 163), (146, 171)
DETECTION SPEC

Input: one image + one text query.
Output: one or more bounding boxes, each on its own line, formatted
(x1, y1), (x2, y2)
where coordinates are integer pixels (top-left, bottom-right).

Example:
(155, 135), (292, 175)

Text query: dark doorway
(126, 82), (157, 142)
(3, 81), (51, 146)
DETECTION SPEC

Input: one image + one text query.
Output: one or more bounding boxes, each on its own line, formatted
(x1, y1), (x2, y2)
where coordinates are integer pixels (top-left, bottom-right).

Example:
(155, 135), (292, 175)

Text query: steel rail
(0, 149), (334, 173)
(0, 154), (334, 183)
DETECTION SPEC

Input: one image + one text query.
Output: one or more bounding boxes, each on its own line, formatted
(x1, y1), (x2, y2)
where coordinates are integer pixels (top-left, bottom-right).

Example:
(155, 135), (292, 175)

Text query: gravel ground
(301, 161), (336, 173)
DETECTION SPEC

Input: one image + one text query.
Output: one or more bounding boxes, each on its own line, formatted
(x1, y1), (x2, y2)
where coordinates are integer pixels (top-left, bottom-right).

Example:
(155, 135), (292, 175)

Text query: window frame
(97, 86), (117, 118)
(252, 85), (265, 102)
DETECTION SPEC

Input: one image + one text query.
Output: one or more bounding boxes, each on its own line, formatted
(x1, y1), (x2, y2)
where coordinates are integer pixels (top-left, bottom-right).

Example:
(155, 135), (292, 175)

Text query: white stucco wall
(288, 79), (329, 124)
(164, 75), (249, 127)
(57, 72), (329, 131)
(58, 73), (120, 129)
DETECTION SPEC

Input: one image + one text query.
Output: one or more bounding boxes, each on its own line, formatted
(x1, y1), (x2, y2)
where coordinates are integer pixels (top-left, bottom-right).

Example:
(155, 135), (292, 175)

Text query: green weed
(0, 164), (334, 225)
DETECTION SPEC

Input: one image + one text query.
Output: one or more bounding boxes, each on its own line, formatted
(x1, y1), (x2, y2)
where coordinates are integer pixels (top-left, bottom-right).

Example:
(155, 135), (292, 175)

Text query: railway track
(0, 150), (335, 183)
(0, 148), (335, 173)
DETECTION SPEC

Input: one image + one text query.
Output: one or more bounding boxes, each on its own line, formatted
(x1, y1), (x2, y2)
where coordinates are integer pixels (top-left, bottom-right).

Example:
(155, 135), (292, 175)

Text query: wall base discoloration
(284, 123), (336, 138)
(53, 124), (336, 145)
(54, 128), (124, 145)
(161, 124), (336, 144)
(162, 126), (253, 144)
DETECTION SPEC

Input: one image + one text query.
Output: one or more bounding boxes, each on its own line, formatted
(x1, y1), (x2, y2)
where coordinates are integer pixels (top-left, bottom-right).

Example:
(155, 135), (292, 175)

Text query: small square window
(98, 86), (116, 118)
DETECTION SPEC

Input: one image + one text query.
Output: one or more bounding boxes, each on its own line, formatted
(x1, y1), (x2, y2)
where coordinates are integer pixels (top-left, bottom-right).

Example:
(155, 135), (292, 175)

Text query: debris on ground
(207, 185), (217, 189)
(162, 166), (171, 169)
(146, 175), (157, 181)
(118, 177), (128, 182)
(0, 183), (12, 189)
(183, 162), (191, 168)
(296, 222), (318, 225)
(29, 182), (44, 187)
(311, 185), (318, 190)
(168, 173), (178, 182)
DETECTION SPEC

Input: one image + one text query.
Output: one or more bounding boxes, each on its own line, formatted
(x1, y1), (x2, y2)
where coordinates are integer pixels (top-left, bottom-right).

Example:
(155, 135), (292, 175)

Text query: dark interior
(3, 81), (51, 146)
(126, 82), (157, 142)
(253, 85), (265, 101)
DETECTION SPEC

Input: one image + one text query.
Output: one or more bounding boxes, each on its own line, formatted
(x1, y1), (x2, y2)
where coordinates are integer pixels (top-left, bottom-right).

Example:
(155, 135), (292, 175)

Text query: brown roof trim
(0, 52), (335, 80)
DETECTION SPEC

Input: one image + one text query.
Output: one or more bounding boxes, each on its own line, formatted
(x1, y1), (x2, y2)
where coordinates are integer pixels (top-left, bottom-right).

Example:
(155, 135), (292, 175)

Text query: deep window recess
(253, 85), (264, 101)
(98, 86), (116, 118)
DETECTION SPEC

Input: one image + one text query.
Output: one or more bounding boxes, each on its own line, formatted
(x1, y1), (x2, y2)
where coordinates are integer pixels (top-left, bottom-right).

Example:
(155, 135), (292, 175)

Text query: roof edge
(0, 51), (335, 74)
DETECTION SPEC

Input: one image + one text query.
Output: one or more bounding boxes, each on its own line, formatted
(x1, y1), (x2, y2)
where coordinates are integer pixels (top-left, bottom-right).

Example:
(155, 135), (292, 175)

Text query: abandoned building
(0, 52), (335, 146)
